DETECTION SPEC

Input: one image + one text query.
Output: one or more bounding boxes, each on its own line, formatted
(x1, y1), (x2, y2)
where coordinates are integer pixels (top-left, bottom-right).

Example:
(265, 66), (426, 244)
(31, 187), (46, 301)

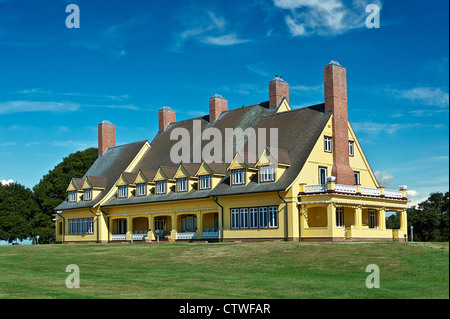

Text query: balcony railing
(203, 232), (219, 239)
(302, 182), (405, 199)
(111, 234), (126, 241)
(176, 232), (196, 240)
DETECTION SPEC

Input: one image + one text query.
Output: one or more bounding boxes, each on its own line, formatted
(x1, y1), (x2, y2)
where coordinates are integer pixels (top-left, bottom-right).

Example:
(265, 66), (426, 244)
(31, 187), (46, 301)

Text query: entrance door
(181, 214), (197, 232)
(154, 217), (167, 234)
(117, 219), (127, 234)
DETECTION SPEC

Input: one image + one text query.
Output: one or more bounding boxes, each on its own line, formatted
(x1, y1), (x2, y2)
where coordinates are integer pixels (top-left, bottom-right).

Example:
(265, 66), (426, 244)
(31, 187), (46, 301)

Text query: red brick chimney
(98, 120), (115, 156)
(269, 76), (289, 108)
(158, 106), (176, 131)
(324, 61), (354, 185)
(209, 94), (228, 122)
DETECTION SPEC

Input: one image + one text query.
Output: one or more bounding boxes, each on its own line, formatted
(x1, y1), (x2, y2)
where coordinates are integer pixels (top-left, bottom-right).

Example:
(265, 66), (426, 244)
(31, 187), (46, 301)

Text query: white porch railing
(385, 189), (402, 198)
(131, 233), (147, 241)
(305, 184), (327, 193)
(202, 232), (219, 239)
(361, 187), (380, 196)
(111, 234), (126, 241)
(335, 184), (357, 194)
(176, 232), (196, 240)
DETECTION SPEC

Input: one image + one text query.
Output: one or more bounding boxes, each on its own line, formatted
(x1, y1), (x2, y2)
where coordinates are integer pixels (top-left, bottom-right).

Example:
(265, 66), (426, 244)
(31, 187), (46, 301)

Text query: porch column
(354, 206), (362, 229)
(126, 216), (132, 240)
(326, 203), (336, 238)
(171, 213), (178, 239)
(109, 217), (113, 241)
(379, 208), (386, 229)
(399, 209), (407, 230)
(196, 212), (203, 239)
(148, 214), (154, 240)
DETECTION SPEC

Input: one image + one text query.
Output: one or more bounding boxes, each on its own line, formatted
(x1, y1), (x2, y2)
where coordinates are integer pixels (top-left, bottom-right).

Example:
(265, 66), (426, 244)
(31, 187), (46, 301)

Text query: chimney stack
(209, 94), (228, 122)
(269, 76), (289, 108)
(324, 60), (354, 185)
(158, 106), (176, 131)
(98, 120), (115, 156)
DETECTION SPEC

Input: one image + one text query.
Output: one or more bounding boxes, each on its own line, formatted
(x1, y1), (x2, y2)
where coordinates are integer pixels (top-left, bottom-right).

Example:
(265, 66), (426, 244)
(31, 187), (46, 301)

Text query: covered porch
(108, 210), (219, 242)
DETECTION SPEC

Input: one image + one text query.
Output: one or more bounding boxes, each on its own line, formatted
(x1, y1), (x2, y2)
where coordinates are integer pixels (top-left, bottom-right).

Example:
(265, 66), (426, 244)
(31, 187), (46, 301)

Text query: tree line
(0, 148), (98, 244)
(0, 147), (449, 243)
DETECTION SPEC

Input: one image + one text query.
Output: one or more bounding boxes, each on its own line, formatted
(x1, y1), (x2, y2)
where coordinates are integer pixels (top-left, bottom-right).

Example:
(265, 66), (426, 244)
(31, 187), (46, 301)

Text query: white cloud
(387, 87), (449, 108)
(1, 179), (14, 186)
(200, 34), (249, 46)
(273, 0), (381, 36)
(374, 170), (394, 187)
(0, 101), (80, 114)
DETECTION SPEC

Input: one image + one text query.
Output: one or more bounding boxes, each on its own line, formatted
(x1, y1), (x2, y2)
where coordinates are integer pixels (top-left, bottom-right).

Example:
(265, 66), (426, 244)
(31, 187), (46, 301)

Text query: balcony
(300, 179), (406, 200)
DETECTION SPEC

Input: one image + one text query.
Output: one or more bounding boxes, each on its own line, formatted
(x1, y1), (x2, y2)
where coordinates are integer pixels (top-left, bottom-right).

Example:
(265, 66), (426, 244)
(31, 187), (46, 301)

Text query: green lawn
(0, 241), (448, 299)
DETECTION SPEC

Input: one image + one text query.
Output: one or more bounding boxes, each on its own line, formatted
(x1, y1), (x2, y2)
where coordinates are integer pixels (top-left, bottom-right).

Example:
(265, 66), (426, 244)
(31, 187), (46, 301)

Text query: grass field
(0, 241), (448, 299)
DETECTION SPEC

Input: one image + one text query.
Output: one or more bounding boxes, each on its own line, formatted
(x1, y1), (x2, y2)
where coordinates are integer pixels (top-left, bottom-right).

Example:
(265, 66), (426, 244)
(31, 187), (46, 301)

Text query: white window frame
(349, 140), (354, 157)
(336, 207), (344, 228)
(177, 178), (188, 193)
(136, 183), (147, 196)
(231, 209), (240, 229)
(354, 171), (360, 185)
(249, 208), (258, 229)
(69, 218), (94, 235)
(259, 207), (268, 228)
(240, 208), (249, 229)
(268, 206), (278, 228)
(83, 188), (92, 201)
(319, 167), (328, 186)
(199, 175), (212, 190)
(118, 185), (128, 198)
(68, 191), (77, 202)
(231, 169), (246, 185)
(156, 181), (167, 194)
(324, 136), (332, 152)
(260, 165), (276, 182)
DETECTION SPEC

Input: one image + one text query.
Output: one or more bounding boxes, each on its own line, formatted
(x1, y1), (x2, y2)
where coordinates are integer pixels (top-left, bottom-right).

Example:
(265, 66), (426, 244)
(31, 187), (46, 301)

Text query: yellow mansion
(54, 61), (408, 243)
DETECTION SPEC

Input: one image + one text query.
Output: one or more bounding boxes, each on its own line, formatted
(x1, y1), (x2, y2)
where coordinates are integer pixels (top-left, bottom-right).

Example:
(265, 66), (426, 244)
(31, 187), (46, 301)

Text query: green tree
(32, 148), (98, 243)
(0, 183), (40, 243)
(408, 192), (449, 242)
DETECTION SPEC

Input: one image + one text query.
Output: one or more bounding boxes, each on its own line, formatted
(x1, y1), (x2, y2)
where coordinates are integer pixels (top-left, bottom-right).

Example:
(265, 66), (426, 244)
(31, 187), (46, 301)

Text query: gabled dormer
(133, 169), (156, 197)
(81, 176), (107, 201)
(227, 152), (257, 186)
(116, 172), (137, 199)
(173, 163), (200, 193)
(195, 162), (226, 190)
(153, 166), (177, 194)
(67, 178), (84, 203)
(255, 147), (291, 183)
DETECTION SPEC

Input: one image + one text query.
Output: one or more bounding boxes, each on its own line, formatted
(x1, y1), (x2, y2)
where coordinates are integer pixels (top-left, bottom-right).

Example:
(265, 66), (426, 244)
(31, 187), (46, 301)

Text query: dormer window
(69, 191), (77, 203)
(136, 183), (147, 196)
(199, 175), (211, 190)
(118, 185), (128, 198)
(231, 169), (246, 185)
(84, 189), (92, 201)
(177, 178), (188, 192)
(156, 181), (167, 194)
(259, 165), (275, 182)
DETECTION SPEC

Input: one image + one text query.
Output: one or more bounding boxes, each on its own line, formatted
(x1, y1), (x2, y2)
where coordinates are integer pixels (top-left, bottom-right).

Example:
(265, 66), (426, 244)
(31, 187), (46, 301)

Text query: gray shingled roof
(55, 140), (147, 211)
(102, 102), (331, 207)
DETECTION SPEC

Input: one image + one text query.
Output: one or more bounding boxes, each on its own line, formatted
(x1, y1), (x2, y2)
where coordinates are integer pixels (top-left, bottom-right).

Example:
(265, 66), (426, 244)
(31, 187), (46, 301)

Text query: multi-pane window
(136, 183), (147, 196)
(231, 169), (246, 185)
(259, 207), (268, 228)
(68, 218), (94, 235)
(259, 165), (275, 182)
(156, 181), (167, 194)
(68, 191), (77, 202)
(324, 136), (332, 152)
(231, 206), (278, 230)
(118, 185), (128, 198)
(349, 140), (354, 156)
(231, 209), (240, 229)
(336, 207), (344, 228)
(83, 188), (92, 201)
(177, 178), (188, 192)
(249, 208), (258, 228)
(240, 208), (249, 229)
(199, 175), (211, 190)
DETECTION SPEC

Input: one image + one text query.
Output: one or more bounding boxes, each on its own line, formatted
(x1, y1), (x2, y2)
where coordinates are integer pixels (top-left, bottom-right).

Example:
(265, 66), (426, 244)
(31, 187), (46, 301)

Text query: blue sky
(0, 0), (448, 207)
